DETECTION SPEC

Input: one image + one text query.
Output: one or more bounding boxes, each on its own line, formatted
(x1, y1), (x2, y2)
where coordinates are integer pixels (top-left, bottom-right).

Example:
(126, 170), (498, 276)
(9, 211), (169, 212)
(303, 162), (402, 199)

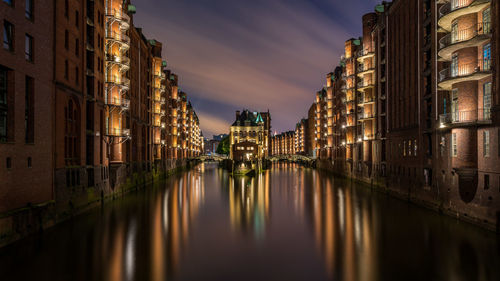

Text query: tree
(216, 135), (230, 155)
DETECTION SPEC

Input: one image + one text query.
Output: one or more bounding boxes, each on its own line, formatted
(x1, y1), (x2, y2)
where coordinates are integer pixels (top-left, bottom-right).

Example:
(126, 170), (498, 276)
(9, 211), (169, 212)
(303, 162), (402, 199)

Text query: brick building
(0, 0), (54, 213)
(0, 0), (204, 243)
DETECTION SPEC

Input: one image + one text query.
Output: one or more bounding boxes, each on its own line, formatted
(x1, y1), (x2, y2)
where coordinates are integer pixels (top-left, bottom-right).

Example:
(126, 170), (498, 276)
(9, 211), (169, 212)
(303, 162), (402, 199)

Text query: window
(414, 139), (417, 156)
(27, 157), (31, 168)
(483, 8), (491, 33)
(3, 21), (14, 51)
(6, 157), (11, 169)
(3, 0), (13, 6)
(75, 10), (79, 28)
(483, 82), (491, 119)
(25, 76), (34, 143)
(0, 68), (7, 142)
(483, 43), (491, 71)
(451, 89), (458, 122)
(483, 130), (490, 157)
(451, 133), (457, 157)
(65, 30), (69, 49)
(63, 60), (68, 79)
(484, 174), (490, 190)
(75, 67), (78, 85)
(64, 0), (68, 17)
(451, 54), (458, 77)
(75, 38), (79, 56)
(25, 34), (33, 62)
(451, 21), (458, 43)
(25, 0), (33, 20)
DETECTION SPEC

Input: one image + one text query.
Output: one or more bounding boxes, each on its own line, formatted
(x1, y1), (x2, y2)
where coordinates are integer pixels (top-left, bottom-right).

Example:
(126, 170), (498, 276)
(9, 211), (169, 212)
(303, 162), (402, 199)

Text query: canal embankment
(315, 159), (499, 233)
(0, 159), (199, 248)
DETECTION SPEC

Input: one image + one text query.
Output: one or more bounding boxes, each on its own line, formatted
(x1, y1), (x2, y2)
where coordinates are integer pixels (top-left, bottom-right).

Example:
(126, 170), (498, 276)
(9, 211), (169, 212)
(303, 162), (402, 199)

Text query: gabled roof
(231, 109), (264, 127)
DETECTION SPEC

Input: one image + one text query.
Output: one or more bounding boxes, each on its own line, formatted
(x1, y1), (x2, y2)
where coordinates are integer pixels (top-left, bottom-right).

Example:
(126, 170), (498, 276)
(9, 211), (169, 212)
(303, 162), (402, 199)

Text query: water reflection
(0, 163), (499, 281)
(227, 173), (270, 239)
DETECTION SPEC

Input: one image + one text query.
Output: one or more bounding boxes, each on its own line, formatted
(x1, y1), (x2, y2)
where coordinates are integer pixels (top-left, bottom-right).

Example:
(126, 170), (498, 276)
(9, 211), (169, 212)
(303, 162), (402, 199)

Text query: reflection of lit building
(228, 174), (270, 238)
(305, 172), (376, 281)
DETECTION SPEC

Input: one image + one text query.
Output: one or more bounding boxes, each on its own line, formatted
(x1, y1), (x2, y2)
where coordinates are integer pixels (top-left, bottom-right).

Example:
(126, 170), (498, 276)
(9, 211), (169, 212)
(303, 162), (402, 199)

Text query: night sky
(134, 0), (380, 138)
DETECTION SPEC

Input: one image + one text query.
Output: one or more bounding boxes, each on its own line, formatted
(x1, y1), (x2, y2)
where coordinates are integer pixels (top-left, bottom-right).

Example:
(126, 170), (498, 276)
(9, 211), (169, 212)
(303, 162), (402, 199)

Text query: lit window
(3, 0), (13, 6)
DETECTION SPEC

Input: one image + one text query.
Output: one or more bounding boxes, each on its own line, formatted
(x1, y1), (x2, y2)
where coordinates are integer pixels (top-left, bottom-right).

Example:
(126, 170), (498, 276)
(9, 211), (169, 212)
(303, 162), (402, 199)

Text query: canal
(1, 163), (499, 281)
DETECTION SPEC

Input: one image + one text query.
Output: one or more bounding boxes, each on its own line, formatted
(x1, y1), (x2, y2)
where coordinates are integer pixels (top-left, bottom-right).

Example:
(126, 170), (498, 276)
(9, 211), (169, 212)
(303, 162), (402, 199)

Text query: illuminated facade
(105, 0), (131, 166)
(294, 119), (309, 155)
(271, 131), (295, 156)
(229, 110), (267, 160)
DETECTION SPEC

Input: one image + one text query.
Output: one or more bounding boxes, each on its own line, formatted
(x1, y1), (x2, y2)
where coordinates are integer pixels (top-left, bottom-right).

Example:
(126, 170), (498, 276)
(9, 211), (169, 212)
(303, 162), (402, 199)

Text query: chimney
(236, 110), (241, 120)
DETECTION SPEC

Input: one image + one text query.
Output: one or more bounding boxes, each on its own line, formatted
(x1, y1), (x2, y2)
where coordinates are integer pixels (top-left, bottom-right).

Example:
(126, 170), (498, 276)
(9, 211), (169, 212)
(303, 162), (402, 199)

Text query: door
(483, 82), (491, 119)
(483, 8), (491, 34)
(451, 54), (458, 77)
(451, 89), (459, 122)
(483, 43), (491, 71)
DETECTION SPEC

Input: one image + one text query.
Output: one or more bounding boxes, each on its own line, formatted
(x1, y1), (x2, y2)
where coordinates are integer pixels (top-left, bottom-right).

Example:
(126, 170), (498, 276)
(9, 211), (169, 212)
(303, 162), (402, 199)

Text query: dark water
(1, 163), (500, 281)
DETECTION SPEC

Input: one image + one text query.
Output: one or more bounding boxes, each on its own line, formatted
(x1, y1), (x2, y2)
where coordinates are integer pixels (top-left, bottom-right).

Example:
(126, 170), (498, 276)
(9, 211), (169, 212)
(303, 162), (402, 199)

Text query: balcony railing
(358, 112), (375, 119)
(108, 128), (130, 137)
(105, 30), (130, 45)
(439, 22), (491, 50)
(439, 108), (491, 125)
(357, 64), (375, 73)
(439, 59), (491, 82)
(105, 8), (131, 24)
(439, 0), (473, 18)
(357, 49), (375, 58)
(357, 80), (374, 89)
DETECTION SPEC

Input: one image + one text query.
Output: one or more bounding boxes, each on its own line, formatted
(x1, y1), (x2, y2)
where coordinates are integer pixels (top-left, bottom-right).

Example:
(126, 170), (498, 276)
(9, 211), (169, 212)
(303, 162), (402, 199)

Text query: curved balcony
(357, 65), (375, 77)
(105, 31), (130, 50)
(358, 96), (376, 106)
(358, 112), (375, 121)
(438, 22), (491, 61)
(357, 49), (375, 62)
(105, 8), (130, 26)
(105, 54), (130, 71)
(438, 59), (491, 90)
(438, 0), (491, 31)
(107, 97), (130, 110)
(106, 75), (130, 91)
(107, 128), (130, 137)
(357, 80), (375, 91)
(438, 108), (491, 128)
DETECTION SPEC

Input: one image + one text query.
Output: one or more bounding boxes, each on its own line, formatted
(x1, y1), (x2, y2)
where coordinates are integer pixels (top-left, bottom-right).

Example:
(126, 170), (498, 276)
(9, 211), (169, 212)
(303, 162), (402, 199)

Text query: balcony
(105, 8), (131, 25)
(106, 75), (130, 91)
(438, 22), (491, 61)
(357, 49), (375, 62)
(438, 59), (491, 90)
(357, 64), (375, 77)
(438, 0), (491, 31)
(438, 108), (491, 128)
(358, 112), (375, 121)
(108, 128), (130, 137)
(105, 54), (130, 70)
(358, 95), (376, 106)
(357, 80), (375, 91)
(105, 31), (130, 49)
